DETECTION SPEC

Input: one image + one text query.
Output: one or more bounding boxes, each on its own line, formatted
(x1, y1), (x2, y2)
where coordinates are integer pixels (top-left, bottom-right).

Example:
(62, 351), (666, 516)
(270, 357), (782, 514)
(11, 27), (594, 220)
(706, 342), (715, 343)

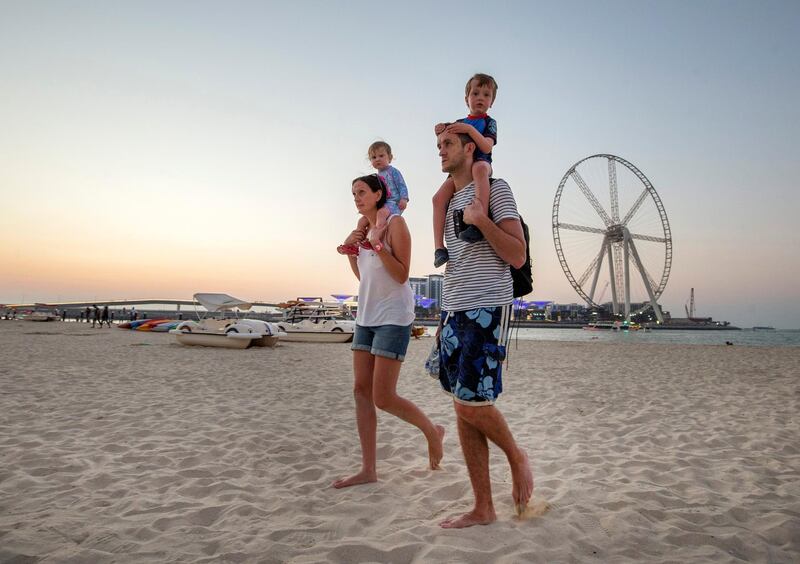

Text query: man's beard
(442, 158), (460, 174)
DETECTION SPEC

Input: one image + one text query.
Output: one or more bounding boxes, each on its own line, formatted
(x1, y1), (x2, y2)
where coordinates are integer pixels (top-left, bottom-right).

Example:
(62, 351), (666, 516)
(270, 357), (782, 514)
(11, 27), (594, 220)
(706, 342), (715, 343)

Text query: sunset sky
(2, 1), (798, 328)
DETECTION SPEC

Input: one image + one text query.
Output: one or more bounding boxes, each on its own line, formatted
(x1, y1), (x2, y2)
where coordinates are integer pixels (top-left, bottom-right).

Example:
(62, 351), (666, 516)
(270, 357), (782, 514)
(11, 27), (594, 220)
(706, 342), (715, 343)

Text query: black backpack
(487, 178), (533, 297)
(512, 215), (533, 297)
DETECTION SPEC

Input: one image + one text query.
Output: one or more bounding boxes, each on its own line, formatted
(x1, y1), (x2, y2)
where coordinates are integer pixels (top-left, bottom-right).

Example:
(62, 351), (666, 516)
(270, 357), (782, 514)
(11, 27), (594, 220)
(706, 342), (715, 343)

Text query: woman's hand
(342, 227), (367, 246)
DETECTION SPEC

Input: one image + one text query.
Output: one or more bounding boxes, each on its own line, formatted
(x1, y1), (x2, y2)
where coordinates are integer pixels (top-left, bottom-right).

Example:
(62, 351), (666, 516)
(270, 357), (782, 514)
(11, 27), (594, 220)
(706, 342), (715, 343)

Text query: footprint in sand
(514, 498), (551, 520)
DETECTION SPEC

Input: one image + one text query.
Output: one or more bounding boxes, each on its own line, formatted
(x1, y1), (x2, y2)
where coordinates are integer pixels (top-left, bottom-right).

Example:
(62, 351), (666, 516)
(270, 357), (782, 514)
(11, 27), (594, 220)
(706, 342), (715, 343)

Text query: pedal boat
(276, 298), (355, 343)
(170, 293), (285, 349)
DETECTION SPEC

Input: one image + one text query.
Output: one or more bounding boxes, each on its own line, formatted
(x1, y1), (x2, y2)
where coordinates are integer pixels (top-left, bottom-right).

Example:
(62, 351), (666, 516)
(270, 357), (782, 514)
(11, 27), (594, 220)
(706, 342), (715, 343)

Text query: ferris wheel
(552, 154), (672, 322)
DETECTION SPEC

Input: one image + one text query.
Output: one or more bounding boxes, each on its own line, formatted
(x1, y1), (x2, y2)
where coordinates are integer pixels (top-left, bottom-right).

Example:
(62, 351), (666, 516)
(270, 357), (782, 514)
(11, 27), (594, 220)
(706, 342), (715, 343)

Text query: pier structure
(4, 298), (280, 309)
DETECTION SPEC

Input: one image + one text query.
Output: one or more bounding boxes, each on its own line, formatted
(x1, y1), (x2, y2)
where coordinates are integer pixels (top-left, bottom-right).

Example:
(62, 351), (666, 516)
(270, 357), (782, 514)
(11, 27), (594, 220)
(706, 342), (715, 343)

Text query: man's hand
(445, 122), (474, 135)
(463, 196), (488, 227)
(398, 198), (408, 210)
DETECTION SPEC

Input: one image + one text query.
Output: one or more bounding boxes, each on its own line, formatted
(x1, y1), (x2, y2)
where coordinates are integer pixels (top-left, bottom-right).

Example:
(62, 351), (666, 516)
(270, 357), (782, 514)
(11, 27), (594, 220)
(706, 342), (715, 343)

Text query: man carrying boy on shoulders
(434, 129), (534, 528)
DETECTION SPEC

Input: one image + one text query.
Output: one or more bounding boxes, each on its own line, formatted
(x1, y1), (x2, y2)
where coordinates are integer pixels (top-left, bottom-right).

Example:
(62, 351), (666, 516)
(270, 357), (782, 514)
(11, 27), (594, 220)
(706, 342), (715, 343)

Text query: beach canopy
(193, 293), (252, 312)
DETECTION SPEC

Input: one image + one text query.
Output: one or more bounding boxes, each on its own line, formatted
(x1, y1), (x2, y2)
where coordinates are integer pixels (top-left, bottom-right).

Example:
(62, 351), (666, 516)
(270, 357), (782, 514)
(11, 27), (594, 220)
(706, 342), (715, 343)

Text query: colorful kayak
(150, 321), (180, 332)
(118, 319), (177, 330)
(131, 319), (170, 331)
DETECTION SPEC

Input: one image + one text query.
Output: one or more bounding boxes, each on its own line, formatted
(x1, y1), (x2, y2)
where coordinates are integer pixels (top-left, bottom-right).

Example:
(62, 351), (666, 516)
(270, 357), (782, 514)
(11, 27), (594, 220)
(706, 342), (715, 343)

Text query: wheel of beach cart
(552, 154), (672, 320)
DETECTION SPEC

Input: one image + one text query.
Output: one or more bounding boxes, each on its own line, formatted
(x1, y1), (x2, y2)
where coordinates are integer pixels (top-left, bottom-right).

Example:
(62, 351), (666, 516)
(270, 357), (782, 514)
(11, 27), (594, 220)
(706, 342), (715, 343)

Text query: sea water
(504, 328), (800, 347)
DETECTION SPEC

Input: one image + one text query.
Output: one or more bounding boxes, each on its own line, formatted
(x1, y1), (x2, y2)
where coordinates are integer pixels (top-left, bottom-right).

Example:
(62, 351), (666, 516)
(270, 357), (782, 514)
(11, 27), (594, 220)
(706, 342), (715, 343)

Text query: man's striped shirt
(442, 178), (520, 312)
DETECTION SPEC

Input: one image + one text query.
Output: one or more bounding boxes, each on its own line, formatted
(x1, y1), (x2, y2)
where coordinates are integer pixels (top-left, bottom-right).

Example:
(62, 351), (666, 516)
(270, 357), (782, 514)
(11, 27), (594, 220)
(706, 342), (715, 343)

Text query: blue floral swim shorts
(438, 305), (511, 405)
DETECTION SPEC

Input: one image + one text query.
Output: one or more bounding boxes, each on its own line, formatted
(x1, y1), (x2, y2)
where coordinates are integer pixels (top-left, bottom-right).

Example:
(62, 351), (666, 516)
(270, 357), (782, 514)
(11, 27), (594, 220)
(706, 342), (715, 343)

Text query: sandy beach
(1, 320), (798, 563)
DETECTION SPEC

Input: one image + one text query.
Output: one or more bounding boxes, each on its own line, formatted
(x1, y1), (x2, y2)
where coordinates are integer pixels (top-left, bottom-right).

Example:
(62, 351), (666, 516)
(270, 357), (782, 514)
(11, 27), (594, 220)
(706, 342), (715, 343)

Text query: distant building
(409, 273), (444, 316)
(550, 302), (583, 321)
(427, 274), (443, 311)
(409, 277), (427, 300)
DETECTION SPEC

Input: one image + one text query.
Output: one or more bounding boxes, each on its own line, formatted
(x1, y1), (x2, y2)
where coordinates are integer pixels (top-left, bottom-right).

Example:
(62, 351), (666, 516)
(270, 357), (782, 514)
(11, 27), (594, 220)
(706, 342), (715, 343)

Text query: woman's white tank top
(355, 216), (415, 327)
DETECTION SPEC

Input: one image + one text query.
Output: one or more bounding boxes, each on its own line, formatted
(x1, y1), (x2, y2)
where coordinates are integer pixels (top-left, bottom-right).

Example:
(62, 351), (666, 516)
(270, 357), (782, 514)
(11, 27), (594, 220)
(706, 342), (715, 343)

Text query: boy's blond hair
(368, 141), (393, 158)
(465, 73), (498, 102)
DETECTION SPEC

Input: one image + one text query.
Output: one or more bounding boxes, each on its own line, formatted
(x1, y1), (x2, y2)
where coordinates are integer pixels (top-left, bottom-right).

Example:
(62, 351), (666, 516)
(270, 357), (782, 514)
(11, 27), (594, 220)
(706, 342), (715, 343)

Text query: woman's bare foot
(511, 449), (533, 511)
(428, 425), (445, 469)
(439, 508), (496, 529)
(332, 470), (377, 489)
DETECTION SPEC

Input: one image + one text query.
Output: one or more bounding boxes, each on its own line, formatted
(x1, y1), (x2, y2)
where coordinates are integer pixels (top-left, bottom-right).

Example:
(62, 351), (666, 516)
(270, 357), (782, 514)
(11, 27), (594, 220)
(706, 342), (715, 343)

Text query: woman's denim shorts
(352, 324), (412, 361)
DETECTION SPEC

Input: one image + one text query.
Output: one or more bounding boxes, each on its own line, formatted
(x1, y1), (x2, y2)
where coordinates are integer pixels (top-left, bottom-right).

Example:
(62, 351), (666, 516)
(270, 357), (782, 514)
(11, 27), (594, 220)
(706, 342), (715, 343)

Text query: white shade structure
(193, 293), (253, 312)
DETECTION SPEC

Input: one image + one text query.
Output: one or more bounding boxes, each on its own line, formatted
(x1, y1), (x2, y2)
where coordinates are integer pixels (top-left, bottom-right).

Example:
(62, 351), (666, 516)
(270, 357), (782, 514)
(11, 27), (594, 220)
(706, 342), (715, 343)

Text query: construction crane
(684, 288), (712, 322)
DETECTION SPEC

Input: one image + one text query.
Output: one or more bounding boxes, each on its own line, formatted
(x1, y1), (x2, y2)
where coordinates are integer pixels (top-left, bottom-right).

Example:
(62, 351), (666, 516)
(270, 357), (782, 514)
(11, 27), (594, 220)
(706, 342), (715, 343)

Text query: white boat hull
(278, 331), (353, 343)
(171, 330), (255, 349)
(276, 317), (354, 343)
(24, 312), (58, 322)
(170, 319), (285, 349)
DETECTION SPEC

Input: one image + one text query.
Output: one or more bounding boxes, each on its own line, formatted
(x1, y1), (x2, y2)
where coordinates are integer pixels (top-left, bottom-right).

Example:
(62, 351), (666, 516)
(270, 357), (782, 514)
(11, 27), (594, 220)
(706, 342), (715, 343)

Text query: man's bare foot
(428, 425), (445, 469)
(440, 508), (496, 529)
(332, 470), (377, 489)
(511, 449), (534, 511)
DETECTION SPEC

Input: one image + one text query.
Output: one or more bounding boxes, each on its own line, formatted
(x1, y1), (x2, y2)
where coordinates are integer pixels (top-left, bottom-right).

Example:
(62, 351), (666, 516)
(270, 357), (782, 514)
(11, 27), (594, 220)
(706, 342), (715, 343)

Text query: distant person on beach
(338, 142), (409, 255)
(101, 305), (110, 327)
(92, 305), (100, 328)
(433, 128), (533, 528)
(85, 306), (91, 323)
(432, 73), (498, 267)
(333, 173), (444, 489)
